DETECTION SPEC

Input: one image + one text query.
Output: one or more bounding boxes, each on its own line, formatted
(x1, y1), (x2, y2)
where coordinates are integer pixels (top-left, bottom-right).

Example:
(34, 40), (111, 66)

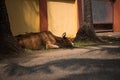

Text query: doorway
(92, 0), (113, 32)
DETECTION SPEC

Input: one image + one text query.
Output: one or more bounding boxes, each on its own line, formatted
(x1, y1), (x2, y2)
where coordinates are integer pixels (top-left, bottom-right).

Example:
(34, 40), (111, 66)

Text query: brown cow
(15, 31), (74, 50)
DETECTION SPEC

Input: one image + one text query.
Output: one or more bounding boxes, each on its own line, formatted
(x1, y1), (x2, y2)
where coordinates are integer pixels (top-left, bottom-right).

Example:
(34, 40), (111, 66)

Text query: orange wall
(5, 0), (81, 37)
(5, 0), (40, 36)
(47, 0), (78, 37)
(114, 0), (120, 32)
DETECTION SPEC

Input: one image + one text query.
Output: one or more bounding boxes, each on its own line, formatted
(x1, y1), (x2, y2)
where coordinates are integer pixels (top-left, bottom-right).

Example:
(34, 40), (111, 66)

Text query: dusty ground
(0, 44), (120, 80)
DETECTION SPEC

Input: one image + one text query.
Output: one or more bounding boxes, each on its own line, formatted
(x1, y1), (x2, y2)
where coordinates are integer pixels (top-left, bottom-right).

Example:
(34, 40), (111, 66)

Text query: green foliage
(74, 37), (120, 47)
(74, 41), (99, 47)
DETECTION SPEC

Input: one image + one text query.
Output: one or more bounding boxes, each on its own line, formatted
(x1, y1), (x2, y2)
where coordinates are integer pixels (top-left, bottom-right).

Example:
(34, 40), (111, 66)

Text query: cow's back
(15, 33), (43, 49)
(15, 31), (57, 49)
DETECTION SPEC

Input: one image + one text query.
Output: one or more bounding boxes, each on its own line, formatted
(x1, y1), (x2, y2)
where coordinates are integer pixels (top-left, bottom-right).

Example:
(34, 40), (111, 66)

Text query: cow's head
(57, 32), (74, 48)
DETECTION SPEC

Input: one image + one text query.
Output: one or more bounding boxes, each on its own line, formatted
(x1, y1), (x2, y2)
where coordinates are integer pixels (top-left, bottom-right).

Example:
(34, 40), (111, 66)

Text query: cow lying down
(15, 31), (74, 50)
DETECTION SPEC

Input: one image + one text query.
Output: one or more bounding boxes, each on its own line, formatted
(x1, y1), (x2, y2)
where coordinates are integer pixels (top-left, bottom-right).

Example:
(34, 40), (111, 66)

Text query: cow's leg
(46, 41), (59, 49)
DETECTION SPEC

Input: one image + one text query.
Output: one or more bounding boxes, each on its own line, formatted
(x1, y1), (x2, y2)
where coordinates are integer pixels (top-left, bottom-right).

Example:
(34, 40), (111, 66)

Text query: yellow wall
(47, 0), (77, 38)
(5, 0), (40, 36)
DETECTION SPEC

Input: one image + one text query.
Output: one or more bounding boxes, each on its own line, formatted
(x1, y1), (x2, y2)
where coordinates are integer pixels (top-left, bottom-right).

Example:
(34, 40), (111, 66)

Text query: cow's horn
(62, 32), (66, 38)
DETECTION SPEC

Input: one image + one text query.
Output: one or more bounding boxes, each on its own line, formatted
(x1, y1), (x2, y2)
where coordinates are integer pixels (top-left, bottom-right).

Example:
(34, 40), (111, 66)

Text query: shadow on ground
(4, 58), (120, 80)
(85, 45), (120, 56)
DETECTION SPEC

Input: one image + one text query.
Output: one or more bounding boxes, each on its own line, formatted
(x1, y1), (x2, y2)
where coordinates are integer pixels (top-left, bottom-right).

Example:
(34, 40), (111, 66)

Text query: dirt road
(0, 45), (120, 80)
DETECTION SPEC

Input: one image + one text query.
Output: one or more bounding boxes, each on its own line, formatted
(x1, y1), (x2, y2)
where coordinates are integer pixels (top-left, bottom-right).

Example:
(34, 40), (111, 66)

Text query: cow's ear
(62, 32), (66, 39)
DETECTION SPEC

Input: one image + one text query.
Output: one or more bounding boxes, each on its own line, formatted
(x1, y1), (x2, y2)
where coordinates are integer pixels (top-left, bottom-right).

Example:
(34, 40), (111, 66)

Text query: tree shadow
(85, 45), (120, 56)
(3, 58), (120, 80)
(59, 71), (120, 80)
(100, 47), (120, 55)
(98, 36), (120, 42)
